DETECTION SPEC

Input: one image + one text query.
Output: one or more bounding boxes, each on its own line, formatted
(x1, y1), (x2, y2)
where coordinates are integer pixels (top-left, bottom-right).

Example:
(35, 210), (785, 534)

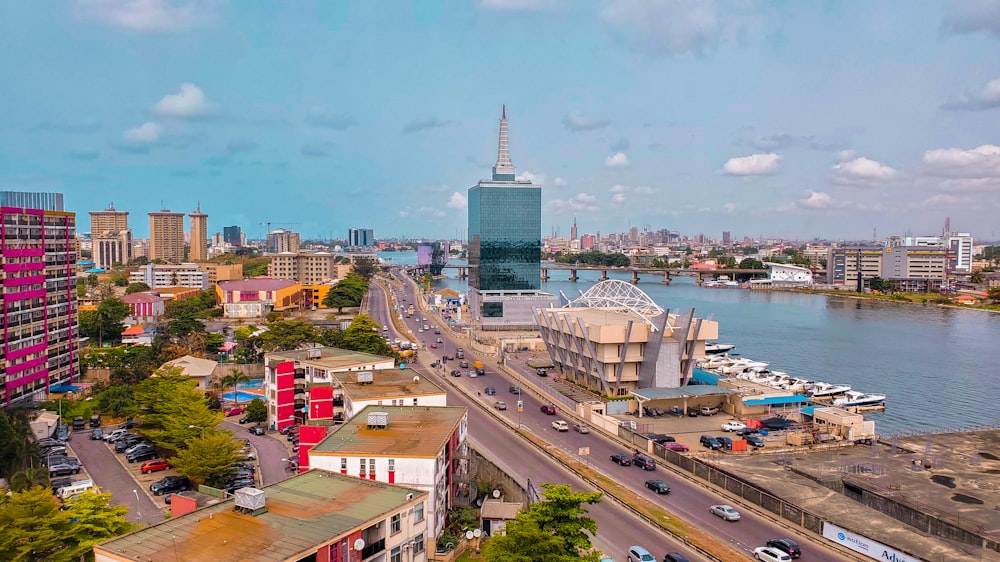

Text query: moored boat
(833, 390), (886, 407)
(705, 343), (736, 355)
(807, 382), (852, 398)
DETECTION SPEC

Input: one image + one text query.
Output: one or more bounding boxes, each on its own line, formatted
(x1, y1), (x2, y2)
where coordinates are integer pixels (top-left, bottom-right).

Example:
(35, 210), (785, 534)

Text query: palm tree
(9, 466), (50, 491)
(219, 371), (250, 407)
(969, 271), (984, 285)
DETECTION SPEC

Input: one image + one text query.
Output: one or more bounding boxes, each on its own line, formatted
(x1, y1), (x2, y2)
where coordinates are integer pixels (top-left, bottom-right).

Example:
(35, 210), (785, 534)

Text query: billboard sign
(821, 522), (918, 561)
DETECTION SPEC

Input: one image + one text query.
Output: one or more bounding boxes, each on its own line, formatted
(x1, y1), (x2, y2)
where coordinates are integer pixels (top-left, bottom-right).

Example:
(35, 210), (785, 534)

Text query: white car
(721, 421), (747, 432)
(709, 504), (741, 521)
(551, 420), (569, 432)
(753, 547), (791, 562)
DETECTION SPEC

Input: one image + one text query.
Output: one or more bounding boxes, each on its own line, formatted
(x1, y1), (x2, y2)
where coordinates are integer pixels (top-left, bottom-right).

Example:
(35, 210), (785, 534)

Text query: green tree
(130, 367), (224, 453)
(0, 409), (39, 479)
(8, 466), (50, 492)
(342, 315), (392, 355)
(322, 273), (369, 312)
(257, 321), (317, 352)
(171, 432), (244, 487)
(96, 384), (135, 416)
(738, 258), (765, 270)
(969, 271), (984, 285)
(352, 256), (381, 280)
(219, 371), (250, 406)
(79, 297), (131, 346)
(244, 398), (267, 424)
(109, 270), (130, 287)
(166, 315), (206, 337)
(988, 287), (1000, 304)
(86, 273), (99, 287)
(125, 282), (151, 294)
(869, 276), (889, 293)
(76, 283), (87, 298)
(481, 484), (602, 562)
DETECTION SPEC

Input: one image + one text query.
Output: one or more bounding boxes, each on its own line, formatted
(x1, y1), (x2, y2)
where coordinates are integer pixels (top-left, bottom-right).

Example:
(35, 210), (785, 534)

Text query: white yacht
(808, 382), (852, 398)
(705, 343), (736, 355)
(721, 359), (769, 375)
(833, 391), (886, 407)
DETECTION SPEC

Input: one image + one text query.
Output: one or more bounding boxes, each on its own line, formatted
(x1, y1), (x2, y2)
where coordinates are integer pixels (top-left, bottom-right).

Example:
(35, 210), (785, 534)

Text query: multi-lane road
(372, 272), (857, 562)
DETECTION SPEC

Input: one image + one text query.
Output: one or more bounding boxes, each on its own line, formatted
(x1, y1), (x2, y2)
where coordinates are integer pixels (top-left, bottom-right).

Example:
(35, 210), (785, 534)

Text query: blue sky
(2, 1), (1000, 242)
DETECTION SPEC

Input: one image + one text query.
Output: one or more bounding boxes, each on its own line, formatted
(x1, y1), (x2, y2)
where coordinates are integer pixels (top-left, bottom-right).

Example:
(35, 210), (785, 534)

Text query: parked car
(248, 426), (265, 436)
(225, 478), (256, 493)
(140, 459), (173, 474)
(610, 453), (633, 466)
(42, 445), (68, 457)
(103, 429), (128, 442)
(128, 449), (159, 463)
(279, 425), (298, 436)
(644, 479), (671, 494)
(123, 441), (152, 455)
(573, 423), (590, 434)
(89, 415), (101, 428)
(764, 538), (801, 559)
(644, 433), (675, 444)
(44, 455), (79, 468)
(736, 427), (760, 436)
(118, 419), (139, 430)
(493, 401), (507, 411)
(48, 462), (81, 477)
(150, 475), (191, 496)
(687, 408), (700, 417)
(663, 442), (690, 453)
(700, 435), (722, 450)
(116, 436), (146, 453)
(551, 420), (569, 432)
(72, 416), (86, 430)
(508, 385), (521, 394)
(721, 421), (747, 432)
(752, 547), (791, 562)
(238, 416), (250, 424)
(718, 437), (734, 450)
(663, 553), (691, 562)
(700, 406), (720, 416)
(484, 387), (496, 396)
(225, 407), (244, 417)
(746, 435), (766, 448)
(90, 428), (104, 440)
(709, 504), (741, 521)
(540, 404), (556, 415)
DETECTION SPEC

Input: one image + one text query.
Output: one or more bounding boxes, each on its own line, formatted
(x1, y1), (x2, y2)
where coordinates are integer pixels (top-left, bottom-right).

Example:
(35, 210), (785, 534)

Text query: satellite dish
(492, 489), (501, 498)
(473, 529), (482, 538)
(413, 376), (420, 382)
(465, 530), (475, 540)
(354, 539), (365, 551)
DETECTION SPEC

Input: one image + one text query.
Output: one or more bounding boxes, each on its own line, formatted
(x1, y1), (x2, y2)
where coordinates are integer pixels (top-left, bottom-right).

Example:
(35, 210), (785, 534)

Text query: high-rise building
(348, 228), (375, 247)
(149, 209), (186, 263)
(89, 203), (133, 268)
(267, 228), (301, 253)
(89, 203), (129, 234)
(467, 106), (554, 328)
(722, 231), (731, 245)
(223, 225), (243, 247)
(948, 233), (974, 273)
(580, 233), (596, 250)
(188, 205), (208, 262)
(570, 218), (578, 241)
(1, 191), (80, 406)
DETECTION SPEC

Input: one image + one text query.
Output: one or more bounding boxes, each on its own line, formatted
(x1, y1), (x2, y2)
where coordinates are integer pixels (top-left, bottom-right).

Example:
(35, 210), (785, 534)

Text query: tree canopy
(322, 273), (369, 312)
(79, 297), (131, 347)
(351, 256), (381, 280)
(171, 432), (244, 487)
(125, 282), (151, 294)
(555, 251), (630, 267)
(738, 258), (766, 270)
(128, 367), (224, 453)
(342, 315), (392, 355)
(0, 409), (39, 482)
(244, 398), (267, 424)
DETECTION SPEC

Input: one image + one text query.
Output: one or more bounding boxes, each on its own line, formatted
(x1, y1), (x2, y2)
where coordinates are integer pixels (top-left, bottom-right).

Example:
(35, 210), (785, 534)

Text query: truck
(472, 360), (485, 375)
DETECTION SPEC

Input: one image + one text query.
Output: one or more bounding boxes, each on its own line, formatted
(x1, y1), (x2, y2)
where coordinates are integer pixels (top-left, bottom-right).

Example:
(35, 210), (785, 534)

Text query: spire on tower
(492, 105), (516, 181)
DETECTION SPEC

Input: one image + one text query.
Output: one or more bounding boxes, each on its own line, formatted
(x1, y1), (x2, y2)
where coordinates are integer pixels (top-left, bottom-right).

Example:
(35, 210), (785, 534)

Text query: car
(118, 419), (139, 430)
(663, 442), (689, 452)
(90, 428), (104, 440)
(663, 553), (691, 562)
(434, 330), (441, 334)
(644, 479), (671, 494)
(709, 504), (741, 521)
(225, 478), (256, 493)
(48, 462), (81, 477)
(687, 408), (700, 417)
(57, 427), (71, 441)
(752, 547), (791, 562)
(140, 460), (173, 474)
(150, 475), (191, 496)
(700, 435), (722, 450)
(116, 437), (147, 453)
(248, 425), (265, 436)
(45, 455), (79, 468)
(722, 421), (747, 432)
(632, 452), (656, 470)
(551, 420), (569, 431)
(736, 427), (760, 436)
(225, 407), (245, 417)
(484, 387), (496, 396)
(610, 453), (633, 466)
(764, 538), (801, 559)
(540, 404), (556, 415)
(42, 445), (68, 457)
(746, 435), (766, 448)
(493, 401), (507, 411)
(573, 423), (590, 434)
(718, 437), (734, 450)
(128, 449), (159, 463)
(238, 416), (250, 424)
(436, 337), (443, 343)
(279, 425), (298, 436)
(644, 432), (675, 444)
(230, 469), (256, 480)
(509, 385), (521, 394)
(536, 368), (548, 376)
(627, 546), (656, 562)
(450, 369), (462, 377)
(382, 325), (388, 331)
(37, 437), (61, 448)
(700, 406), (720, 416)
(430, 343), (438, 348)
(444, 355), (453, 360)
(459, 360), (469, 368)
(103, 429), (128, 442)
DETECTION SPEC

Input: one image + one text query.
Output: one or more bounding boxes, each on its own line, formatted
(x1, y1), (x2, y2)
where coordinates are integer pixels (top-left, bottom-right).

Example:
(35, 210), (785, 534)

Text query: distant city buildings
(130, 263), (209, 290)
(348, 228), (375, 247)
(267, 228), (300, 253)
(223, 224), (243, 247)
(188, 204), (208, 262)
(268, 251), (349, 284)
(90, 204), (133, 268)
(0, 191), (80, 406)
(148, 209), (185, 264)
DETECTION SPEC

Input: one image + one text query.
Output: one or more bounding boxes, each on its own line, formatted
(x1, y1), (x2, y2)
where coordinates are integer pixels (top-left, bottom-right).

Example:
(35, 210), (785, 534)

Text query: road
(67, 429), (162, 525)
(377, 271), (856, 562)
(219, 420), (293, 486)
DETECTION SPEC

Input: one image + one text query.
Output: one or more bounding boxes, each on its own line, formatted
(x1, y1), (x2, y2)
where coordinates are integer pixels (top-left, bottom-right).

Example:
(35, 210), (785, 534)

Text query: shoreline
(776, 287), (1000, 315)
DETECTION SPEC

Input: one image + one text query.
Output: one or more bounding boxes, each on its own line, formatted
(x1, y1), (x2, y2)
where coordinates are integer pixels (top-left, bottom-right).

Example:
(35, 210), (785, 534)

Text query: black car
(90, 428), (104, 440)
(118, 419), (139, 430)
(766, 538), (801, 558)
(48, 462), (81, 477)
(645, 479), (671, 494)
(508, 385), (521, 394)
(450, 369), (462, 377)
(225, 478), (256, 492)
(150, 476), (190, 496)
(610, 453), (633, 466)
(643, 432), (676, 444)
(127, 449), (159, 463)
(746, 435), (766, 448)
(700, 435), (722, 450)
(45, 455), (79, 468)
(248, 425), (265, 436)
(736, 427), (760, 436)
(663, 553), (691, 562)
(238, 416), (250, 424)
(484, 387), (496, 396)
(718, 437), (734, 450)
(116, 436), (147, 453)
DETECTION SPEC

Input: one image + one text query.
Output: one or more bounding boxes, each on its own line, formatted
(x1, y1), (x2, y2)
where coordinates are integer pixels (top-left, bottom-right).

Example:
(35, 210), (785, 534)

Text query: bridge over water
(401, 263), (768, 285)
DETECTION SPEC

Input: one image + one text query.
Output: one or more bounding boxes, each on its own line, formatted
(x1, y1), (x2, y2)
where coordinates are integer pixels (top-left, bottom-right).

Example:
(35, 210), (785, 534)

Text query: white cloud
(74, 0), (223, 32)
(611, 193), (626, 205)
(577, 193), (596, 203)
(836, 149), (857, 161)
(941, 0), (1000, 38)
(609, 184), (629, 194)
(918, 145), (1000, 192)
(122, 121), (163, 144)
(418, 206), (446, 218)
(722, 202), (737, 214)
(561, 111), (610, 131)
(480, 0), (555, 10)
(832, 156), (897, 185)
(605, 152), (630, 168)
(601, 0), (721, 57)
(552, 176), (568, 187)
(942, 78), (1000, 111)
(516, 171), (545, 184)
(153, 83), (211, 118)
(545, 193), (601, 215)
(723, 153), (781, 176)
(797, 191), (834, 209)
(446, 192), (468, 209)
(398, 210), (411, 218)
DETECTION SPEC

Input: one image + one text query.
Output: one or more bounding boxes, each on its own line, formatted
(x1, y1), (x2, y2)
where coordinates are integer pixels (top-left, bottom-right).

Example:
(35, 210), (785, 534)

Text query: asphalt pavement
(219, 420), (293, 486)
(67, 428), (162, 525)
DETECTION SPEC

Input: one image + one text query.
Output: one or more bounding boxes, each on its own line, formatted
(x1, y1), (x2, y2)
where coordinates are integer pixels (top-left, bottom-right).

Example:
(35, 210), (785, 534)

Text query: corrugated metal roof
(311, 405), (466, 458)
(94, 470), (425, 562)
(631, 386), (736, 401)
(265, 347), (392, 371)
(341, 369), (445, 401)
(742, 394), (810, 406)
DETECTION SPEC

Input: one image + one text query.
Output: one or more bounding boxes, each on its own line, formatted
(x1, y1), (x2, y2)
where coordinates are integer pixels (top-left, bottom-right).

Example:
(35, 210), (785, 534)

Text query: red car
(225, 407), (245, 417)
(540, 404), (556, 415)
(663, 442), (690, 453)
(140, 459), (173, 474)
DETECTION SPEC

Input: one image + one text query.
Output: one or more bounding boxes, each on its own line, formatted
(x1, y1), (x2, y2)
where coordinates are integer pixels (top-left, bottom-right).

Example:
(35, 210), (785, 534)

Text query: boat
(807, 382), (852, 398)
(833, 391), (886, 407)
(705, 343), (736, 355)
(721, 359), (769, 375)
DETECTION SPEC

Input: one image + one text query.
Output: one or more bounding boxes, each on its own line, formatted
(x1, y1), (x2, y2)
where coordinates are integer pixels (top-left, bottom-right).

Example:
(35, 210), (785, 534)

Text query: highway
(371, 271), (857, 562)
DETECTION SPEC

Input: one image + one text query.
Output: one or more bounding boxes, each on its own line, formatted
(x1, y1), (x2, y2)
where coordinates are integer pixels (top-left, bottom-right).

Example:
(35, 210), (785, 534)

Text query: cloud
(918, 145), (1000, 191)
(941, 78), (1000, 111)
(73, 0), (224, 32)
(418, 206), (446, 218)
(516, 171), (544, 184)
(608, 184), (653, 205)
(601, 0), (721, 57)
(446, 192), (468, 209)
(941, 0), (1000, 38)
(561, 112), (610, 131)
(605, 152), (630, 168)
(122, 121), (163, 144)
(552, 176), (568, 187)
(304, 106), (358, 130)
(836, 149), (857, 161)
(152, 83), (212, 118)
(611, 193), (626, 205)
(403, 117), (450, 133)
(722, 202), (737, 214)
(226, 140), (257, 153)
(479, 0), (555, 9)
(832, 156), (897, 185)
(544, 192), (601, 215)
(723, 153), (781, 175)
(398, 210), (411, 218)
(797, 191), (834, 209)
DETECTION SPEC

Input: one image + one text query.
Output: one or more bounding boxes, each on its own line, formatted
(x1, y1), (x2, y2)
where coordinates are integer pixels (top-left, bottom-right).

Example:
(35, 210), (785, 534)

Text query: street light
(132, 489), (142, 519)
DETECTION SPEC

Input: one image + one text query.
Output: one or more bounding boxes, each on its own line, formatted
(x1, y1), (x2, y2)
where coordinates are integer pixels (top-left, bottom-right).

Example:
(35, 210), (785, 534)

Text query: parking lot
(67, 427), (162, 524)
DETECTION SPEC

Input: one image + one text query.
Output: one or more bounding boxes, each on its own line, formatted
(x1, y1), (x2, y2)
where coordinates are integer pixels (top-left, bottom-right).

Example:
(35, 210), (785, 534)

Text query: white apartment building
(129, 263), (209, 290)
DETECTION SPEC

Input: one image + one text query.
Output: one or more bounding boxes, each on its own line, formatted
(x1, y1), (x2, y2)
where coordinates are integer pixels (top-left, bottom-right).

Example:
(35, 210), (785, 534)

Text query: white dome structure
(566, 279), (666, 331)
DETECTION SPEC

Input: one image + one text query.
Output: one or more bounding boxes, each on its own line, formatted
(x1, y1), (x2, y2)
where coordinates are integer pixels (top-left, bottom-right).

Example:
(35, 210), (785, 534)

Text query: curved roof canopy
(566, 279), (665, 331)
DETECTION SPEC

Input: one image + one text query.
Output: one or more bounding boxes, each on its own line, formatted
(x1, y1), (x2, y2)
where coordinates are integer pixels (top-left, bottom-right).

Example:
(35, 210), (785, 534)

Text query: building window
(412, 398), (418, 405)
(390, 547), (401, 562)
(482, 301), (504, 317)
(341, 458), (347, 472)
(369, 458), (376, 476)
(412, 501), (424, 522)
(413, 533), (425, 553)
(391, 513), (402, 535)
(388, 459), (395, 473)
(359, 458), (366, 476)
(617, 387), (628, 396)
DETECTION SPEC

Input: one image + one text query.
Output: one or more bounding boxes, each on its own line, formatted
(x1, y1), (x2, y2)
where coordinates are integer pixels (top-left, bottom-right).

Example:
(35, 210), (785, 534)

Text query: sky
(2, 1), (1000, 242)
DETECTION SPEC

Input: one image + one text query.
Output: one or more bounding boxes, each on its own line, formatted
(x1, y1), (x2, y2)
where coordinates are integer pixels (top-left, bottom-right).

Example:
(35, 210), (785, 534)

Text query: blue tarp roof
(800, 406), (818, 416)
(691, 369), (721, 384)
(742, 394), (810, 406)
(49, 385), (81, 393)
(84, 268), (105, 273)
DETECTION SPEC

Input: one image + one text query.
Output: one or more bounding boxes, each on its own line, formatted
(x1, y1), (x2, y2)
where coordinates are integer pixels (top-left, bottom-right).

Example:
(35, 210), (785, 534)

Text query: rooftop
(340, 369), (445, 401)
(164, 355), (218, 378)
(311, 405), (467, 458)
(218, 278), (298, 292)
(94, 470), (425, 562)
(266, 347), (392, 371)
(631, 386), (736, 401)
(121, 291), (165, 304)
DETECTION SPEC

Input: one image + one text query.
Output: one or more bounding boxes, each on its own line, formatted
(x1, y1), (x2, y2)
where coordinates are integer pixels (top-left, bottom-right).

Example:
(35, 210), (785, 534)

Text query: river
(379, 252), (1000, 434)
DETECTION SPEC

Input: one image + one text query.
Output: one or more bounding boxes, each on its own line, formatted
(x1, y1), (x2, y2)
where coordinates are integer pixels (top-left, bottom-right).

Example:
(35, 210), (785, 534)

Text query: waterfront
(381, 252), (1000, 434)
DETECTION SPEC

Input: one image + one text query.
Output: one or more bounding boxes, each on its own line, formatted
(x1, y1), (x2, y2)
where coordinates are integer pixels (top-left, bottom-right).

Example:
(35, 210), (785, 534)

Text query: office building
(149, 209), (185, 263)
(188, 205), (208, 262)
(215, 278), (302, 318)
(197, 263), (243, 285)
(722, 231), (731, 245)
(570, 218), (578, 241)
(89, 203), (129, 234)
(1, 191), (80, 406)
(268, 251), (350, 284)
(267, 228), (300, 253)
(348, 228), (375, 247)
(468, 106), (553, 328)
(130, 263), (209, 290)
(92, 229), (133, 269)
(223, 225), (243, 247)
(948, 233), (974, 273)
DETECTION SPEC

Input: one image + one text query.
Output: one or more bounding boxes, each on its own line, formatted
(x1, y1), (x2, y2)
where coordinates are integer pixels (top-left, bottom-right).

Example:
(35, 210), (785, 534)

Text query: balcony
(360, 538), (385, 559)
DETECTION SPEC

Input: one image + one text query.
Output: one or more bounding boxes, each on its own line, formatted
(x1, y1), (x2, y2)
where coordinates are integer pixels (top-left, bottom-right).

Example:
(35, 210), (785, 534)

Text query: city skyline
(2, 2), (999, 240)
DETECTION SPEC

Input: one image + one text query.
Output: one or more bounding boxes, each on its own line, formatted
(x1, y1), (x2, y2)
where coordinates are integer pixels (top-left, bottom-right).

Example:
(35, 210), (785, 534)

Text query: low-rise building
(338, 369), (447, 420)
(121, 325), (155, 346)
(268, 251), (351, 284)
(121, 291), (165, 324)
(163, 355), (218, 391)
(130, 263), (209, 290)
(216, 278), (301, 318)
(198, 262), (243, 285)
(94, 469), (429, 562)
(308, 405), (469, 538)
